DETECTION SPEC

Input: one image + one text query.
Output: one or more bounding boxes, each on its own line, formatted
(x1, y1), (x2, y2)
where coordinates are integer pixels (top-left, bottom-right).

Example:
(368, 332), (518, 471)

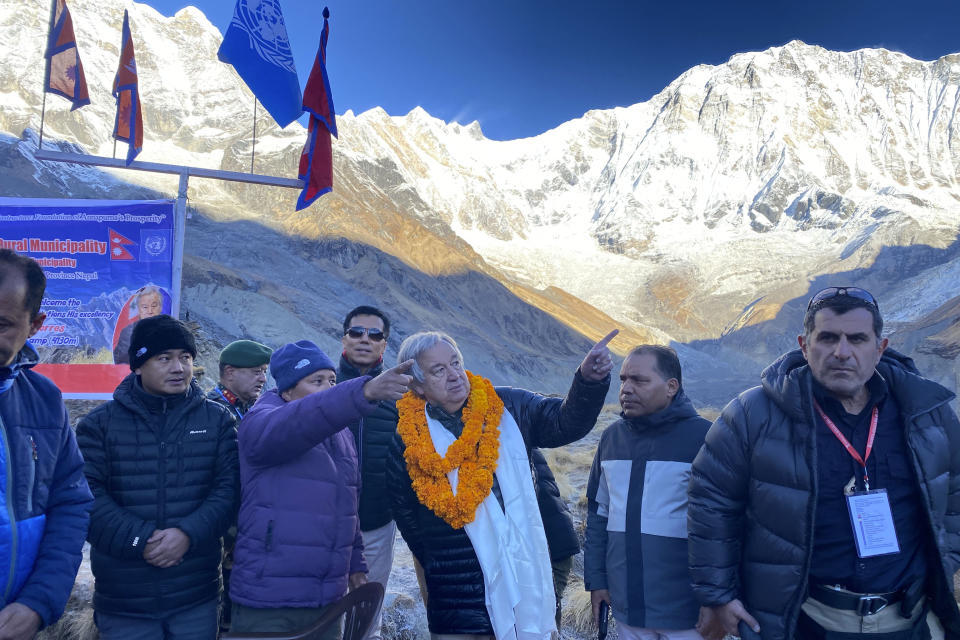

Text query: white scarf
(426, 404), (556, 640)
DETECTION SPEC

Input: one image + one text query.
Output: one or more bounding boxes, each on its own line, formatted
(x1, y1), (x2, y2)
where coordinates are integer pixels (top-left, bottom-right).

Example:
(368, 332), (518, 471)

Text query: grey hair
(397, 331), (464, 383)
(136, 285), (162, 305)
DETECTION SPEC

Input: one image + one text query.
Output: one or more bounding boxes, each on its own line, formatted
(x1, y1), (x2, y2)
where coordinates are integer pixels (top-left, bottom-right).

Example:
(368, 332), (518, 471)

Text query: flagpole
(39, 0), (57, 151)
(39, 93), (49, 152)
(251, 97), (257, 173)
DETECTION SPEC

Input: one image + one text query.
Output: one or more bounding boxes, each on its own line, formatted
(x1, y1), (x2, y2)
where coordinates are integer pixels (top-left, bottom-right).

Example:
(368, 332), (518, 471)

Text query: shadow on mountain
(682, 236), (960, 408)
(1, 130), (605, 396)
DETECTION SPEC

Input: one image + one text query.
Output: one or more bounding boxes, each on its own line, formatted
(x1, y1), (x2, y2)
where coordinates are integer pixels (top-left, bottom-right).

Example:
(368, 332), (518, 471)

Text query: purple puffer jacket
(230, 377), (376, 608)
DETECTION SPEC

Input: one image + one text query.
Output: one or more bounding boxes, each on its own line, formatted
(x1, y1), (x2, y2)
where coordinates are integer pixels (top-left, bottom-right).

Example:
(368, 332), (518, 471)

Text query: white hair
(136, 285), (162, 305)
(397, 331), (464, 383)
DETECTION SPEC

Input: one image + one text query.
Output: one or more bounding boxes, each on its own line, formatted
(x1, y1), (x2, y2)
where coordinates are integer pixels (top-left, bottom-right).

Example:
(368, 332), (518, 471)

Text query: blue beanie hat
(270, 340), (336, 392)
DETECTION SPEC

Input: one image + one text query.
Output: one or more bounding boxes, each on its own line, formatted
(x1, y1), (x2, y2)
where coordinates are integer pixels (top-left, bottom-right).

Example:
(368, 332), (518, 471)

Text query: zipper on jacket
(257, 520), (275, 579)
(158, 442), (167, 527)
(25, 436), (36, 515)
(0, 416), (18, 603)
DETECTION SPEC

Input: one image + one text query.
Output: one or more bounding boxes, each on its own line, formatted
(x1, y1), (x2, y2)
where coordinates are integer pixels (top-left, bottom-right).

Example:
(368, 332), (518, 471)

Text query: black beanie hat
(128, 314), (197, 371)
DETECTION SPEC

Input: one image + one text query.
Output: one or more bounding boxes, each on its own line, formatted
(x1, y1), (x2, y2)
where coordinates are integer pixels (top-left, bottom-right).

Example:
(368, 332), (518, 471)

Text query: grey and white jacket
(584, 391), (710, 629)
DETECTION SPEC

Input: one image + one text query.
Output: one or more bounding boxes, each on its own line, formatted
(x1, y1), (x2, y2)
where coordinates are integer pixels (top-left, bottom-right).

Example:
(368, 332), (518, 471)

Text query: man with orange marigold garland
(387, 330), (617, 640)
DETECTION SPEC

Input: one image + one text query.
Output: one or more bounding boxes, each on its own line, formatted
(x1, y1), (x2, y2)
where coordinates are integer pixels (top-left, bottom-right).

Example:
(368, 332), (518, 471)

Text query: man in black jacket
(336, 305), (399, 640)
(387, 329), (615, 640)
(78, 315), (239, 640)
(690, 287), (960, 640)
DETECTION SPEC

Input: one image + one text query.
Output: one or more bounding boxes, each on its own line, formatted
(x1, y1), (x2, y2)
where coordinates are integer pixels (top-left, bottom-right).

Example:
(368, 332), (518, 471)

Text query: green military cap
(219, 340), (273, 368)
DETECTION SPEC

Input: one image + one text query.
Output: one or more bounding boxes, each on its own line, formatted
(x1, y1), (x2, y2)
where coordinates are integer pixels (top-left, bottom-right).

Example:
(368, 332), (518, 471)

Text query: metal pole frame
(34, 149), (304, 320)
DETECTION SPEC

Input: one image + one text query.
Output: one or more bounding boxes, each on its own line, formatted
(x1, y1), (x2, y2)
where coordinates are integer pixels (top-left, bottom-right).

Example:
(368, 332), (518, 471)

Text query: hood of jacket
(0, 342), (39, 394)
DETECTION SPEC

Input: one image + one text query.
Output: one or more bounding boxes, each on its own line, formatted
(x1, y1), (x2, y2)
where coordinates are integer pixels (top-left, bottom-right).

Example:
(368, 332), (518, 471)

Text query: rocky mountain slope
(0, 0), (957, 404)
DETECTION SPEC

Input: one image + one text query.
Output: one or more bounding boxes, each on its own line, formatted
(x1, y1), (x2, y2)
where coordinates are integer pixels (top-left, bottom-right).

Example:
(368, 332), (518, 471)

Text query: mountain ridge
(0, 0), (956, 404)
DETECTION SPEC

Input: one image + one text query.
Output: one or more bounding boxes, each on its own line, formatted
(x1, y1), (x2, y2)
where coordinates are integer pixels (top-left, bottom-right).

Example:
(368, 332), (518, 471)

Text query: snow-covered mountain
(1, 0), (957, 402)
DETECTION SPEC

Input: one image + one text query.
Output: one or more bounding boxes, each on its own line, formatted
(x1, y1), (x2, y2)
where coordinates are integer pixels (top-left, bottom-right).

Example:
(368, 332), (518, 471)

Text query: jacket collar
(761, 347), (954, 421)
(0, 343), (39, 394)
(336, 354), (384, 383)
(114, 372), (200, 417)
(621, 389), (700, 432)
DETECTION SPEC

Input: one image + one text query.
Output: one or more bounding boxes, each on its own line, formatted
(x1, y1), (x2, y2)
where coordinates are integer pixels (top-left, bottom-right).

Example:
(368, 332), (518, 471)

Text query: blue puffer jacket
(0, 344), (93, 628)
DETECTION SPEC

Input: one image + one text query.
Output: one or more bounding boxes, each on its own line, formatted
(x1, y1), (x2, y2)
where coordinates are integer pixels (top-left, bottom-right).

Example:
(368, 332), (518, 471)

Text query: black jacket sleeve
(498, 369), (609, 449)
(687, 394), (753, 607)
(386, 432), (428, 563)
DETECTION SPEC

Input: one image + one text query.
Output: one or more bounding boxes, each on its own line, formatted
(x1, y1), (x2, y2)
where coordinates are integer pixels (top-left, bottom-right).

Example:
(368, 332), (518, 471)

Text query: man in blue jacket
(0, 249), (93, 639)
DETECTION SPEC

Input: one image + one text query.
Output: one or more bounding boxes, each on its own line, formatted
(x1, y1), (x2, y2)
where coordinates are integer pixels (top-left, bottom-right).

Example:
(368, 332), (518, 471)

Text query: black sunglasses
(345, 326), (386, 342)
(806, 287), (879, 311)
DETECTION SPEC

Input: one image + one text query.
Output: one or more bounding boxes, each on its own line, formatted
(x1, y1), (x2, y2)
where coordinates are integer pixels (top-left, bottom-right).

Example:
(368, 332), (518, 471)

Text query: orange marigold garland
(397, 370), (503, 529)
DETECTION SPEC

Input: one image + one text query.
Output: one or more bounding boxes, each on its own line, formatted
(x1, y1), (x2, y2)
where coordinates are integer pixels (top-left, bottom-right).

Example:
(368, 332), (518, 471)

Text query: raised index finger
(592, 329), (619, 351)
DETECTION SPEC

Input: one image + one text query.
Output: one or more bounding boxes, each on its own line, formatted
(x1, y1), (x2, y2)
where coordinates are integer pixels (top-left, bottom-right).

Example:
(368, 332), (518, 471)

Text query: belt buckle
(855, 595), (888, 616)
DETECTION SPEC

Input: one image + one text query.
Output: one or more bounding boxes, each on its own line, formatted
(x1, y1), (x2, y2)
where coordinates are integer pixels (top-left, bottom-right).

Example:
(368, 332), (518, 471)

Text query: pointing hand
(579, 329), (618, 382)
(363, 359), (414, 402)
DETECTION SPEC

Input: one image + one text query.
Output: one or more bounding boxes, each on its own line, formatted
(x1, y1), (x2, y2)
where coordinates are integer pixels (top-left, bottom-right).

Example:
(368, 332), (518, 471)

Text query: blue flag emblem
(218, 0), (303, 128)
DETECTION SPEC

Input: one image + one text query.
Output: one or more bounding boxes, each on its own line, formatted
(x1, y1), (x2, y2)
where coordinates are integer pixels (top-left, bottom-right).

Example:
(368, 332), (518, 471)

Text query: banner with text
(0, 197), (177, 398)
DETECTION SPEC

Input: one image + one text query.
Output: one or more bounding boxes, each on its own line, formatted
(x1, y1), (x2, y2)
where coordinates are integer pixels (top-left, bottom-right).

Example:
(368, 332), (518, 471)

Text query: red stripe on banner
(34, 364), (128, 396)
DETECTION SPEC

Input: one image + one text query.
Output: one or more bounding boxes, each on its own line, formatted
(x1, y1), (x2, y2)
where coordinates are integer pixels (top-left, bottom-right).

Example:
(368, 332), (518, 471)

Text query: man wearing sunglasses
(689, 287), (960, 640)
(336, 305), (398, 640)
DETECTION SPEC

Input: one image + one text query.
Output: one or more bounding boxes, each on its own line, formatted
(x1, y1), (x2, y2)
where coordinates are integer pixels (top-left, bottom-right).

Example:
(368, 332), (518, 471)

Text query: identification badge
(846, 489), (900, 558)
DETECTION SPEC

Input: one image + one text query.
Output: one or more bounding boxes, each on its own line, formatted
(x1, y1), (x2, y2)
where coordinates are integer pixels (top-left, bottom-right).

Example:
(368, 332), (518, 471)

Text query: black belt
(810, 584), (904, 617)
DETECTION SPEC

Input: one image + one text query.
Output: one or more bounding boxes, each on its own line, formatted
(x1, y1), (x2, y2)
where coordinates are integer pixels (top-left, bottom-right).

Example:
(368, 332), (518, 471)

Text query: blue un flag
(218, 0), (303, 128)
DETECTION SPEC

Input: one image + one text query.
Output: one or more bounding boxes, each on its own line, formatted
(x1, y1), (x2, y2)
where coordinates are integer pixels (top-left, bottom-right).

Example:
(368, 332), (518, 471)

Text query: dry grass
(561, 586), (595, 637)
(37, 603), (95, 640)
(698, 406), (722, 422)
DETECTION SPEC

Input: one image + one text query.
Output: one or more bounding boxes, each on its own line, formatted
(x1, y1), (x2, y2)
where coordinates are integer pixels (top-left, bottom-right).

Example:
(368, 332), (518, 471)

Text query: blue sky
(142, 0), (960, 140)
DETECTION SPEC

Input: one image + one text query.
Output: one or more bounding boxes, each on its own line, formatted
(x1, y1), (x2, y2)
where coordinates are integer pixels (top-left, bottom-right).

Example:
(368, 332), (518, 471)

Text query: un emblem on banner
(232, 0), (297, 73)
(144, 234), (167, 257)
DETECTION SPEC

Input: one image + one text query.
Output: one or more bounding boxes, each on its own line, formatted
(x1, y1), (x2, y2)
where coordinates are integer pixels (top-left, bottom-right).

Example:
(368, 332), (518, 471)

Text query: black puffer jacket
(388, 370), (608, 635)
(688, 349), (960, 640)
(76, 375), (239, 616)
(531, 448), (579, 562)
(337, 357), (399, 531)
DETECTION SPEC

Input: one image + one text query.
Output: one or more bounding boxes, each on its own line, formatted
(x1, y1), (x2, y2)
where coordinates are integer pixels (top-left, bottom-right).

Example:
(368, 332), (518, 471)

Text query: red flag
(108, 229), (136, 261)
(113, 10), (143, 165)
(296, 7), (337, 211)
(45, 0), (90, 110)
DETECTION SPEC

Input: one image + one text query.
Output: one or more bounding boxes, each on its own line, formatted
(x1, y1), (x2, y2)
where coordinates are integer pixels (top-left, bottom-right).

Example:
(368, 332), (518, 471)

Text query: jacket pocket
(256, 519), (275, 579)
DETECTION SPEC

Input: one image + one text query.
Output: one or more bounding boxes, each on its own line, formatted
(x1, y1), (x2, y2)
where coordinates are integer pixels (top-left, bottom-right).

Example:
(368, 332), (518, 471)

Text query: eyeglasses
(344, 327), (386, 342)
(806, 287), (879, 311)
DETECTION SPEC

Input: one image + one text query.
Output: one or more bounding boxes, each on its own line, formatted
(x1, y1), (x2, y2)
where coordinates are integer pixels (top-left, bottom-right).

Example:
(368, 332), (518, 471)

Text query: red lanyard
(814, 400), (879, 491)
